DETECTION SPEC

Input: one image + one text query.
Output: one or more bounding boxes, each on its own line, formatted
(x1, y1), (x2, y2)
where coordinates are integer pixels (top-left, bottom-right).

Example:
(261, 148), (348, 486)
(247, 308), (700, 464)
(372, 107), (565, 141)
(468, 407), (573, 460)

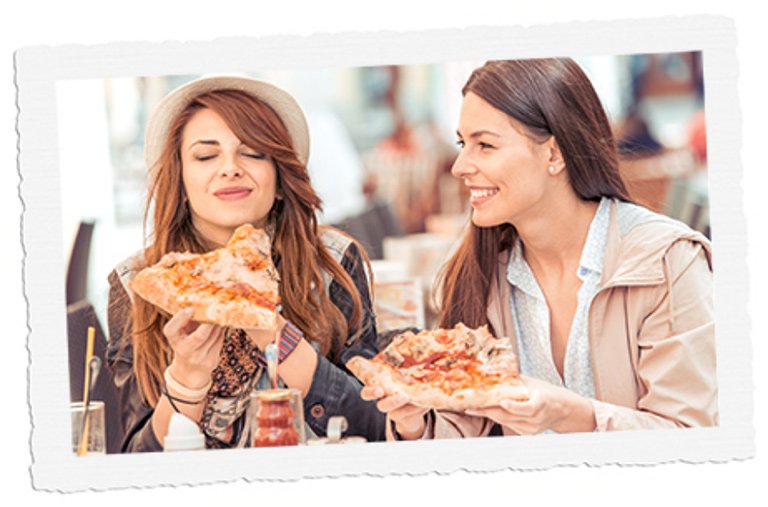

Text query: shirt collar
(505, 197), (611, 289)
(577, 197), (611, 279)
(506, 237), (543, 300)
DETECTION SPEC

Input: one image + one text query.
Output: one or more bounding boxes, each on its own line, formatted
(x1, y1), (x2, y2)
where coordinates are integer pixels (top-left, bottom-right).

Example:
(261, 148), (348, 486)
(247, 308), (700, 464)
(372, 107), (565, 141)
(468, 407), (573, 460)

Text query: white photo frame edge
(16, 15), (754, 492)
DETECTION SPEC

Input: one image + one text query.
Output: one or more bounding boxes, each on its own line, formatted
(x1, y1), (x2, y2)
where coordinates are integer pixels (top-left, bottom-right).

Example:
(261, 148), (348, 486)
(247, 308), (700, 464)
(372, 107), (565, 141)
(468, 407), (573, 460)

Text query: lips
(214, 187), (252, 201)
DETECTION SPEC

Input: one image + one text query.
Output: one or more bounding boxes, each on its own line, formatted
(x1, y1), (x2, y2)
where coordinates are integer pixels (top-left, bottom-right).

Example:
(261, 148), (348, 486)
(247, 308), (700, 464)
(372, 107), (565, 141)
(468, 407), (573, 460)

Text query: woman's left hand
(465, 375), (596, 435)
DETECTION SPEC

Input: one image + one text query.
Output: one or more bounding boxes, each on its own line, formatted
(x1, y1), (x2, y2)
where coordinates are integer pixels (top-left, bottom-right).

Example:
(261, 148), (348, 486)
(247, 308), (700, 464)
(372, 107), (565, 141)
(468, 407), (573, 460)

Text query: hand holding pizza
(360, 386), (430, 439)
(163, 307), (227, 390)
(464, 375), (596, 435)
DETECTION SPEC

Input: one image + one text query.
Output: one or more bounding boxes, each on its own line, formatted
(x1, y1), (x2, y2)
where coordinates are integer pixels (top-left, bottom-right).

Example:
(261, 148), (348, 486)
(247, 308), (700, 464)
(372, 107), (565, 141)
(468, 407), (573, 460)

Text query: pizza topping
(382, 347), (405, 367)
(130, 224), (281, 329)
(347, 323), (529, 406)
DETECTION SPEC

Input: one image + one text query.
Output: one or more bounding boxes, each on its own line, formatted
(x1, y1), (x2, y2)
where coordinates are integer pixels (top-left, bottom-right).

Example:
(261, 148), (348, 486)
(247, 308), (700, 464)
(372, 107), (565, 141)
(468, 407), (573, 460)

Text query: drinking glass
(71, 400), (106, 456)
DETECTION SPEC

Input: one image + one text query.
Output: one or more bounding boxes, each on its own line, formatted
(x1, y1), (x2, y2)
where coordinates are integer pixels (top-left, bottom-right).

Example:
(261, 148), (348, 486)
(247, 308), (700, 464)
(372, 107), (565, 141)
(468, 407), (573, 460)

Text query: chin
(470, 211), (504, 229)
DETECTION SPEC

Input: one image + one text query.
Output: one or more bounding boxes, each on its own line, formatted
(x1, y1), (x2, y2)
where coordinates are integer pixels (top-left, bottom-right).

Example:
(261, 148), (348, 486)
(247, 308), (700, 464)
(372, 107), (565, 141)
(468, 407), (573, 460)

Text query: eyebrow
(455, 129), (502, 139)
(187, 139), (220, 150)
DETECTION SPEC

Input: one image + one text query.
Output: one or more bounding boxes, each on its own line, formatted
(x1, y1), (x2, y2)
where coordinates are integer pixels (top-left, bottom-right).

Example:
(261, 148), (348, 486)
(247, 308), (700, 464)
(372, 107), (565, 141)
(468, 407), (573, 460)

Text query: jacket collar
(600, 200), (712, 289)
(486, 199), (712, 346)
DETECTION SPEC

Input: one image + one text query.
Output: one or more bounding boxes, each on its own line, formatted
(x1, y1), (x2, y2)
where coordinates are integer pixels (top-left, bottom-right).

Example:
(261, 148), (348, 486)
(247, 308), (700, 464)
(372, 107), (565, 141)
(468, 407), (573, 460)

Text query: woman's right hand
(360, 387), (430, 440)
(162, 307), (226, 389)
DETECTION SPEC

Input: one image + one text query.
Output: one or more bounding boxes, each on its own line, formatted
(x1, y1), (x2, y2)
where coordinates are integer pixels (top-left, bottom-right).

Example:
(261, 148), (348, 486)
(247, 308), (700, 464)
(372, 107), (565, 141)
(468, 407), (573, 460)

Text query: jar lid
(255, 388), (294, 402)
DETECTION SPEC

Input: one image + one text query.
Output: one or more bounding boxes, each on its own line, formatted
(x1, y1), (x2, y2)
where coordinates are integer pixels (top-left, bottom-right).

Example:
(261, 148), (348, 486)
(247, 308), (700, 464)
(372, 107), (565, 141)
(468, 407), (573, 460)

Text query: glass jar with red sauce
(252, 389), (302, 448)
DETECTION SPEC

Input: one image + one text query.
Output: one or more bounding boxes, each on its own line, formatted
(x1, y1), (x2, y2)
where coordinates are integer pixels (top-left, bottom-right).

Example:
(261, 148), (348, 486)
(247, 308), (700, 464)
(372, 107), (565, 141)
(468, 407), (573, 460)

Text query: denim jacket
(106, 228), (386, 452)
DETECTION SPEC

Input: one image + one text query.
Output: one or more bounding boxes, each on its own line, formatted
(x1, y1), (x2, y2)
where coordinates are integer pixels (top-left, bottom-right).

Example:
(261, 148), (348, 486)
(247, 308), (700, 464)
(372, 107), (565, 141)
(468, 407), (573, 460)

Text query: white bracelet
(163, 366), (212, 401)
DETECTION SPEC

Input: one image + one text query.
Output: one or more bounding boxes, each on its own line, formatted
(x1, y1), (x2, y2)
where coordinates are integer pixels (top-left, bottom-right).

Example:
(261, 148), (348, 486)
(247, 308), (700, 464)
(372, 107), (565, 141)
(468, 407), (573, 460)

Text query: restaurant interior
(59, 51), (708, 452)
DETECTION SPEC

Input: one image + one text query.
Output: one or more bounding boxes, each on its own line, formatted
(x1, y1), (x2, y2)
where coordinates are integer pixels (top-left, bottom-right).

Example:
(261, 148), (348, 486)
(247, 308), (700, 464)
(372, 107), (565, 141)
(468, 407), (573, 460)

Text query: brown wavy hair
(131, 88), (368, 406)
(436, 58), (632, 332)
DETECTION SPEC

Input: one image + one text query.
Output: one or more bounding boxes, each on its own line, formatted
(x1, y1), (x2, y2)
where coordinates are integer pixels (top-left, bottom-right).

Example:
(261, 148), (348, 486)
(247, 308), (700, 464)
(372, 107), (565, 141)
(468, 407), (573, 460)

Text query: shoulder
(109, 250), (147, 300)
(318, 226), (357, 262)
(614, 200), (711, 255)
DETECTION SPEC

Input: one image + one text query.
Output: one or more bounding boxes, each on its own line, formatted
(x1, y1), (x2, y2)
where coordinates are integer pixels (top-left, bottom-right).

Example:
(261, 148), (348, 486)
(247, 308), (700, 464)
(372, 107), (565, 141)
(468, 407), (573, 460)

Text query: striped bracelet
(277, 320), (303, 362)
(163, 366), (212, 401)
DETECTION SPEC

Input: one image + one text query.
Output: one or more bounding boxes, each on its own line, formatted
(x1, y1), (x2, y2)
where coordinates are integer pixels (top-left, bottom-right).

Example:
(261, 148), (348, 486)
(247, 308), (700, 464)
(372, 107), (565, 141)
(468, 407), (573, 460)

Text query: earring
(548, 165), (557, 175)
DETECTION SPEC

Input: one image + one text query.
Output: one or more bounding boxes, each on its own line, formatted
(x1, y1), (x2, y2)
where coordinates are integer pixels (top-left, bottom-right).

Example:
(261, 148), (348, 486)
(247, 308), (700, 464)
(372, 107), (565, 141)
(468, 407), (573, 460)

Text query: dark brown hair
(436, 58), (632, 331)
(131, 89), (368, 406)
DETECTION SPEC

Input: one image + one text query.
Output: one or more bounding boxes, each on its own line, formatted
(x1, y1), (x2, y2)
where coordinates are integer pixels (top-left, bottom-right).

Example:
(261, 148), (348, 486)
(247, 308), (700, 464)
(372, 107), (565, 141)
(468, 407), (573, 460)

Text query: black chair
(67, 300), (123, 454)
(334, 201), (404, 260)
(66, 221), (95, 305)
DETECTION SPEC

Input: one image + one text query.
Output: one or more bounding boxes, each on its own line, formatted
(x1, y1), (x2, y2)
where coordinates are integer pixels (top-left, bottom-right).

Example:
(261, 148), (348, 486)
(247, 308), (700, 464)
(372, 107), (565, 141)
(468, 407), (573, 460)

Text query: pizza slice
(347, 324), (529, 411)
(130, 224), (280, 330)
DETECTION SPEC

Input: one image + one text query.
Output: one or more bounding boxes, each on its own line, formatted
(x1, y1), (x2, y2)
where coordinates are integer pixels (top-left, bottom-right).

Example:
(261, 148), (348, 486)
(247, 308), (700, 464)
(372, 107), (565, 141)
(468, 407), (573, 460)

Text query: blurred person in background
(364, 58), (717, 439)
(107, 75), (386, 451)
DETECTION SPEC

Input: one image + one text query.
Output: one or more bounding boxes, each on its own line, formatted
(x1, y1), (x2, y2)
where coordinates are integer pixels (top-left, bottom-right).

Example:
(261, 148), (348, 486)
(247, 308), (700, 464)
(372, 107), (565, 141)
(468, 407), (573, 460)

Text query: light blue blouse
(506, 197), (612, 398)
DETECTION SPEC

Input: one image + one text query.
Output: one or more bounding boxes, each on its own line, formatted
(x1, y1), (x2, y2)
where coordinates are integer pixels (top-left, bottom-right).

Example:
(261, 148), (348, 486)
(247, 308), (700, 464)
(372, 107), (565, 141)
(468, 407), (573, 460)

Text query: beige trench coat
(389, 200), (718, 438)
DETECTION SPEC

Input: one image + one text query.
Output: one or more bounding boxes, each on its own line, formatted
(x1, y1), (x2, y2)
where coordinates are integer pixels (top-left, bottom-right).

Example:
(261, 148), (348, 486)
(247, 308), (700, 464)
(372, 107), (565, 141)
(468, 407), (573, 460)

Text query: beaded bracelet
(163, 366), (212, 400)
(159, 384), (203, 413)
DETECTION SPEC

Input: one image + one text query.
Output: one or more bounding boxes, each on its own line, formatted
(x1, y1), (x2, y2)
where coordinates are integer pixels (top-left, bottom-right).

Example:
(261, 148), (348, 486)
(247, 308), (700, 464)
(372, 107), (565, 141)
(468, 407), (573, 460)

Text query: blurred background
(58, 51), (708, 345)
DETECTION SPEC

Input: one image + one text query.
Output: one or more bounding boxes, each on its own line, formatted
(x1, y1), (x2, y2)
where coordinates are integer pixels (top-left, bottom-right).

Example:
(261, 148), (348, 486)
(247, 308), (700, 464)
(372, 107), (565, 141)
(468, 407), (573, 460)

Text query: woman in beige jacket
(362, 58), (717, 439)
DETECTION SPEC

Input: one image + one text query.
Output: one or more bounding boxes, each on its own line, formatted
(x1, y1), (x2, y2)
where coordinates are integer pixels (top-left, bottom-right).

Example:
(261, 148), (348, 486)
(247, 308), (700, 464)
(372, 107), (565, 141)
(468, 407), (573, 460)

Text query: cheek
(181, 164), (211, 204)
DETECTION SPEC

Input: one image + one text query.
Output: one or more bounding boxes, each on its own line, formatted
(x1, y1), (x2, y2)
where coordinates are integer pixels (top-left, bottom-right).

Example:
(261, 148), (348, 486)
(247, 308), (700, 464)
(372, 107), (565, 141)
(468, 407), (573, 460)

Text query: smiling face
(180, 107), (277, 246)
(452, 92), (556, 228)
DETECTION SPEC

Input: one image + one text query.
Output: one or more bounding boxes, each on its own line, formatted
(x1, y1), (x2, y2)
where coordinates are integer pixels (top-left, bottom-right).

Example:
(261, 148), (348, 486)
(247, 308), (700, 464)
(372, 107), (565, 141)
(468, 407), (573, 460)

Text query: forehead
(181, 108), (238, 144)
(458, 92), (529, 137)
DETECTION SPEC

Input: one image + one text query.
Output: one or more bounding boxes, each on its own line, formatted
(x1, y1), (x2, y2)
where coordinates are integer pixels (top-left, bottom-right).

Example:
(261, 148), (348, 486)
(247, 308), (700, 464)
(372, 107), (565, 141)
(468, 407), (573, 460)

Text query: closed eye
(195, 154), (216, 161)
(242, 152), (266, 160)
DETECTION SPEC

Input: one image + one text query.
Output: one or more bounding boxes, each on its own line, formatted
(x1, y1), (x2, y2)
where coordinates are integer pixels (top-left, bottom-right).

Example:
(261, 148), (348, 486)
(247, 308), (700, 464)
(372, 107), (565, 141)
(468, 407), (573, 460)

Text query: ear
(545, 138), (566, 176)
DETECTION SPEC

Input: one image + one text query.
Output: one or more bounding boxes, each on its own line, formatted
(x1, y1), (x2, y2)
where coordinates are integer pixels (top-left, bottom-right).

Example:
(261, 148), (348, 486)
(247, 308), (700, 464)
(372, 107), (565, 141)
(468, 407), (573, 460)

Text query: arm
(106, 269), (162, 452)
(306, 241), (386, 441)
(591, 240), (717, 430)
(243, 241), (387, 441)
(107, 271), (226, 451)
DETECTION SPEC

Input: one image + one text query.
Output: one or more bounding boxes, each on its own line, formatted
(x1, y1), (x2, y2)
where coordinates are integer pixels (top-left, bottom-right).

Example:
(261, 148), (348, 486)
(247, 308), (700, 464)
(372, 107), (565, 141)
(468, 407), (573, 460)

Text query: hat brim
(144, 75), (310, 170)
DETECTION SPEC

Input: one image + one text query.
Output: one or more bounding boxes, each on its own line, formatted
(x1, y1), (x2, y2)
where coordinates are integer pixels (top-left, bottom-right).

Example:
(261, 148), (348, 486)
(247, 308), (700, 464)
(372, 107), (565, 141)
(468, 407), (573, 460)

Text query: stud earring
(548, 165), (556, 175)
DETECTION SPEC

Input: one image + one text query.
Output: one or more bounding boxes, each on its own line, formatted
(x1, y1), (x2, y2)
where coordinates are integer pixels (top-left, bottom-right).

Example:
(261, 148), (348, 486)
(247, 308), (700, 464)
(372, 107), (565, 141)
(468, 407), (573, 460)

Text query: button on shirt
(506, 197), (611, 399)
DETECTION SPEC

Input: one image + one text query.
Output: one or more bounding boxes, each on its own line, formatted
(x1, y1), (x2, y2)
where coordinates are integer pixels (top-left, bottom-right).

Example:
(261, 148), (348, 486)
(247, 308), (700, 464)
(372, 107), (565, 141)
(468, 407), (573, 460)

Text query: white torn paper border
(16, 16), (753, 492)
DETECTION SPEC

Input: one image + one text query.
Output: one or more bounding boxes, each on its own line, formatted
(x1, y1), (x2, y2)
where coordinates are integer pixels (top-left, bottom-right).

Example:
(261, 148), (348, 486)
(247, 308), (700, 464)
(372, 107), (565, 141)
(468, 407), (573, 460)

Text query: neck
(515, 195), (600, 276)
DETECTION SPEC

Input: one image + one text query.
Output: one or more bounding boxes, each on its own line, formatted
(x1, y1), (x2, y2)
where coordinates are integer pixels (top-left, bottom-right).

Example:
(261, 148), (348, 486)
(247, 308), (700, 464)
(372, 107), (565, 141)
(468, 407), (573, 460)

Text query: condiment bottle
(164, 412), (205, 451)
(252, 389), (300, 447)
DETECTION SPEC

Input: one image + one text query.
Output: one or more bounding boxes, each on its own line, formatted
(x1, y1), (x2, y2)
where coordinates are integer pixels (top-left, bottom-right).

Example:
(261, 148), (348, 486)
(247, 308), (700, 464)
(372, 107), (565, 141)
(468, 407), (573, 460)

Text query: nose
(450, 151), (477, 180)
(219, 154), (243, 178)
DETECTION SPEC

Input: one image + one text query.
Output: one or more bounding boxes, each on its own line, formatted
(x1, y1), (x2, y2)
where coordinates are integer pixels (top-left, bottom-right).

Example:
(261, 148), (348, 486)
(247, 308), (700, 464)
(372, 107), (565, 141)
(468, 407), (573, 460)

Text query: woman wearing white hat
(106, 75), (385, 451)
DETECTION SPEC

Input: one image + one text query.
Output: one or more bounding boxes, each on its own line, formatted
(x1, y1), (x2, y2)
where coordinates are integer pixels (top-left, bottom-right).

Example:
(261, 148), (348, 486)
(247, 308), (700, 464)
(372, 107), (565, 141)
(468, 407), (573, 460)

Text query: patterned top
(506, 197), (613, 398)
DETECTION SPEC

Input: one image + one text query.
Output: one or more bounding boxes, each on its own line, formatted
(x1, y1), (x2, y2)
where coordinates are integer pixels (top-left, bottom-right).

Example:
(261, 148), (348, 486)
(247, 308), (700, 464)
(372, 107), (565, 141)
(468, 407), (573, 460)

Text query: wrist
(556, 393), (596, 433)
(167, 362), (213, 395)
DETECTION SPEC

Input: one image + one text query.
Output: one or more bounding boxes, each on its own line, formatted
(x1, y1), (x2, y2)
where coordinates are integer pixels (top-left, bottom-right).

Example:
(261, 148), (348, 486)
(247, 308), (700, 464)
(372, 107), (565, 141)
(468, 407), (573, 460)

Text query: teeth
(470, 188), (498, 199)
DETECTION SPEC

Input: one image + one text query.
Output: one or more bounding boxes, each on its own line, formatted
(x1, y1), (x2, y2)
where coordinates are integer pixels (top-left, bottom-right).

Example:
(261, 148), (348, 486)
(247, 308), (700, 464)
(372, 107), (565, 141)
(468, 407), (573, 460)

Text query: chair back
(66, 221), (95, 305)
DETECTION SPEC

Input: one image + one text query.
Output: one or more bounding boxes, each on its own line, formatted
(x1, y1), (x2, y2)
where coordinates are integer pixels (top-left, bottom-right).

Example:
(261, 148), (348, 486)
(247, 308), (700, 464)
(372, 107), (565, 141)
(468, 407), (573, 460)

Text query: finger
(360, 386), (385, 401)
(465, 407), (517, 423)
(499, 398), (536, 416)
(186, 323), (221, 349)
(203, 326), (227, 356)
(376, 393), (412, 413)
(163, 308), (196, 340)
(388, 403), (429, 421)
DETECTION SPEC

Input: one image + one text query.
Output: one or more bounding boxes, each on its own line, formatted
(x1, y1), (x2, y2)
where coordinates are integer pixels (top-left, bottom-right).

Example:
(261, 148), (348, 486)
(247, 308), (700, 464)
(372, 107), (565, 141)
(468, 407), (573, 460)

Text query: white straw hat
(144, 74), (311, 170)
